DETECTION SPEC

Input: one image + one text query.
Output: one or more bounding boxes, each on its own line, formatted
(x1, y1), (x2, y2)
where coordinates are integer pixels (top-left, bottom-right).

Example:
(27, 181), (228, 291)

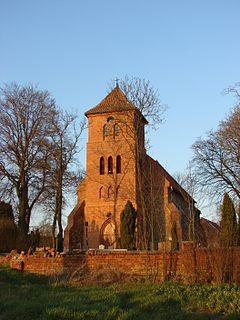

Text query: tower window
(100, 157), (104, 175)
(107, 116), (114, 122)
(116, 155), (121, 174)
(103, 124), (109, 138)
(108, 156), (113, 174)
(114, 124), (119, 137)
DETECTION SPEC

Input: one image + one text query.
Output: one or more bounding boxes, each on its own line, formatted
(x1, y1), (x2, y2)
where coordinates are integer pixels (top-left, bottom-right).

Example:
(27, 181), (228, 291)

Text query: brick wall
(0, 256), (9, 267)
(9, 246), (240, 284)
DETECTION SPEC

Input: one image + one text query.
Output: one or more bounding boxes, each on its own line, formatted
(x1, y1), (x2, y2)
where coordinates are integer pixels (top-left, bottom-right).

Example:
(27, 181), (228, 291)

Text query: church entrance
(100, 218), (116, 248)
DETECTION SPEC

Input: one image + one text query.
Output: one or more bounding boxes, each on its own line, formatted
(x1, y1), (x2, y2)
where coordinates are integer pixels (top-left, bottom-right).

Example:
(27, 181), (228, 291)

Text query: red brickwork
(0, 256), (9, 267)
(9, 246), (240, 284)
(64, 87), (204, 251)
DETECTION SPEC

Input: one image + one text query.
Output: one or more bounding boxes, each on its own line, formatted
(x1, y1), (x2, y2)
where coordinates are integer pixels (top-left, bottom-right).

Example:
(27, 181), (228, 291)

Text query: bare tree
(117, 76), (166, 129)
(109, 76), (167, 249)
(144, 158), (165, 250)
(44, 109), (86, 250)
(0, 83), (56, 247)
(192, 102), (240, 203)
(174, 162), (208, 244)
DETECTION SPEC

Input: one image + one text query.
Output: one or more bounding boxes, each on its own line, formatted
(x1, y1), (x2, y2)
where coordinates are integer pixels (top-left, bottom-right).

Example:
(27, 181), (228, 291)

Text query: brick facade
(64, 87), (204, 251)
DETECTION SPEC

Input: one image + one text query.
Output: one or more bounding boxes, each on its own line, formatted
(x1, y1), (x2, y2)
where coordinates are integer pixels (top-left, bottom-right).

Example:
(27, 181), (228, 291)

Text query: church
(64, 85), (205, 251)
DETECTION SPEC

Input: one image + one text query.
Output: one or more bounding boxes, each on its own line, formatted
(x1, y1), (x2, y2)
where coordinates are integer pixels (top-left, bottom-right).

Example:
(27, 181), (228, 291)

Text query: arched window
(103, 124), (109, 138)
(116, 155), (121, 174)
(99, 186), (103, 199)
(108, 156), (113, 174)
(100, 218), (116, 248)
(100, 157), (104, 175)
(107, 116), (114, 122)
(114, 124), (119, 137)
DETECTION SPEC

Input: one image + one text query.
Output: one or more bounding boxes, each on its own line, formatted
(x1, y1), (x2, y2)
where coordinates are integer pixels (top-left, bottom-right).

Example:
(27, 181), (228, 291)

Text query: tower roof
(85, 86), (147, 123)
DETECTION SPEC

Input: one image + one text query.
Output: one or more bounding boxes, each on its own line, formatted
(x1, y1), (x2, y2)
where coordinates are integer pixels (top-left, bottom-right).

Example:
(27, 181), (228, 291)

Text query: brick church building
(64, 86), (205, 251)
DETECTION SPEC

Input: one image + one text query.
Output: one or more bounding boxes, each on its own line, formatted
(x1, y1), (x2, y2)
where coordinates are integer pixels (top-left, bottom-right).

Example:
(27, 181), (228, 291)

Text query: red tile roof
(146, 155), (195, 203)
(85, 86), (136, 116)
(85, 86), (148, 124)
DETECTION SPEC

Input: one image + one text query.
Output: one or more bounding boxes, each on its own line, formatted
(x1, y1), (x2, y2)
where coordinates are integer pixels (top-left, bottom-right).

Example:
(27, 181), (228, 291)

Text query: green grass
(0, 267), (240, 320)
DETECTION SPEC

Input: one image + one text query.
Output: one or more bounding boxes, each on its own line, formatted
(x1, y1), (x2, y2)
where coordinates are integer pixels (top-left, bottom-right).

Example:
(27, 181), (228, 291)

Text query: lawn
(0, 267), (240, 320)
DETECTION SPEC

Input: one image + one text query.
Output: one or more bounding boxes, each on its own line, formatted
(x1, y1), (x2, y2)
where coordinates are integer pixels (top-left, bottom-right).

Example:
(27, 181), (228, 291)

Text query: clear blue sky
(1, 0), (240, 221)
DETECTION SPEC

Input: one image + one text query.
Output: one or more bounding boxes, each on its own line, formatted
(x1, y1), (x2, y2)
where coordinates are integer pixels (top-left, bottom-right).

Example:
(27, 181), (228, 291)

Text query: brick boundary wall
(0, 256), (9, 267)
(7, 245), (240, 284)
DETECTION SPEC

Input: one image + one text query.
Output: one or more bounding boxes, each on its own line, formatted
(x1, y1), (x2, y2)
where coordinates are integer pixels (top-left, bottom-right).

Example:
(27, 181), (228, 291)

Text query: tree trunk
(136, 149), (148, 250)
(52, 214), (56, 248)
(113, 173), (120, 248)
(17, 182), (30, 250)
(56, 173), (64, 252)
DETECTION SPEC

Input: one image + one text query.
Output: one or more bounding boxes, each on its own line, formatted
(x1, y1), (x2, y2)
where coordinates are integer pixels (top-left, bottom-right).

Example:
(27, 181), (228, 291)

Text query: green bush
(0, 201), (16, 252)
(120, 201), (137, 250)
(220, 193), (238, 247)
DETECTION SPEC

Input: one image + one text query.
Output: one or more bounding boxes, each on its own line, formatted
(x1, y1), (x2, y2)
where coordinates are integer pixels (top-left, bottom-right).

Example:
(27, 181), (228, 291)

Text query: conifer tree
(220, 193), (238, 247)
(120, 201), (137, 250)
(0, 201), (16, 252)
(171, 220), (179, 252)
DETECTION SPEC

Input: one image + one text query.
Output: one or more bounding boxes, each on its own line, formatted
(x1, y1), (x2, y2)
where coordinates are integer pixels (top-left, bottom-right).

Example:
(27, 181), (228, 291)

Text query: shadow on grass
(0, 265), (48, 286)
(0, 267), (239, 320)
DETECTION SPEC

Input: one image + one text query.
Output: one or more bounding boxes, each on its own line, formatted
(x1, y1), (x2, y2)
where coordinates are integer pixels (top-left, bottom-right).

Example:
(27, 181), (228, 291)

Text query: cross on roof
(115, 78), (120, 88)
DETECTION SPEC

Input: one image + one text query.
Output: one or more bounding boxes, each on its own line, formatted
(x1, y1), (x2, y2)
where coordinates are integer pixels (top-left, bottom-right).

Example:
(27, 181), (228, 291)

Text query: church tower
(64, 86), (147, 250)
(64, 85), (206, 252)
